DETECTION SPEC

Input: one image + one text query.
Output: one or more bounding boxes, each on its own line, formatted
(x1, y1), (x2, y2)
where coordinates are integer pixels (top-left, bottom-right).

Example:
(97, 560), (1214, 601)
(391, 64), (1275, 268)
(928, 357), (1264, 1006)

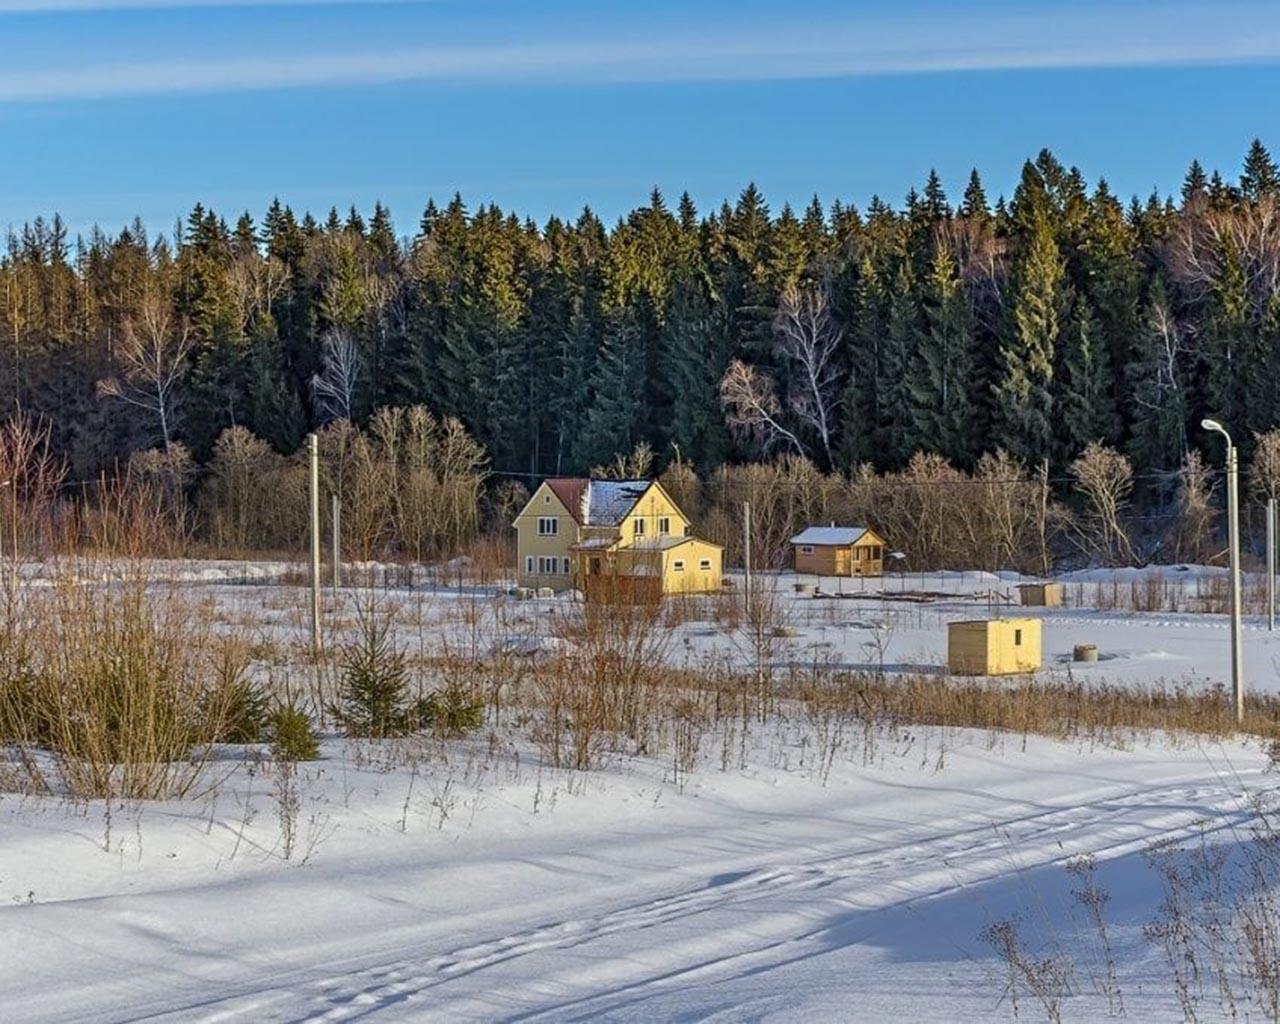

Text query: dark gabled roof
(545, 478), (588, 524)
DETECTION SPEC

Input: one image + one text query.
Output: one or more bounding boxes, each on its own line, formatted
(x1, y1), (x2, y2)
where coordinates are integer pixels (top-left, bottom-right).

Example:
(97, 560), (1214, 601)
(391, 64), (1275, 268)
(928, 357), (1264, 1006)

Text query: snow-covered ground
(2, 727), (1268, 1022)
(3, 560), (1278, 1022)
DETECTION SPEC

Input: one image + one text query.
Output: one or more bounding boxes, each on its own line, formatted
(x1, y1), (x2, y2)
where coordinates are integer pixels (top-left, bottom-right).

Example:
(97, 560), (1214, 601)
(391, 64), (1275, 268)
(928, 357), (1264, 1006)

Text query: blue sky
(2, 0), (1280, 238)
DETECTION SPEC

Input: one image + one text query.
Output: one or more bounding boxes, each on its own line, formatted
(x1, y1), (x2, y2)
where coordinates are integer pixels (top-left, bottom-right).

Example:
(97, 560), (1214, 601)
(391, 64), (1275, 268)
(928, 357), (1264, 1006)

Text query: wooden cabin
(789, 526), (887, 577)
(1017, 582), (1063, 608)
(947, 618), (1042, 676)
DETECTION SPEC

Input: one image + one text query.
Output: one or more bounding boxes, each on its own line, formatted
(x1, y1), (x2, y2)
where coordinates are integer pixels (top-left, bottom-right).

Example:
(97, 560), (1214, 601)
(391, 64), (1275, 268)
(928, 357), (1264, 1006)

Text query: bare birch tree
(719, 359), (804, 456)
(97, 289), (192, 449)
(311, 327), (362, 423)
(774, 283), (843, 466)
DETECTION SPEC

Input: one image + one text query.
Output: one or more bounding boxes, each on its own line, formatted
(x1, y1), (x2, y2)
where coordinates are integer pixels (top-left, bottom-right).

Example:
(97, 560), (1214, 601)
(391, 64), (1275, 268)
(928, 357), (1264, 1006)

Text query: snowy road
(3, 735), (1265, 1022)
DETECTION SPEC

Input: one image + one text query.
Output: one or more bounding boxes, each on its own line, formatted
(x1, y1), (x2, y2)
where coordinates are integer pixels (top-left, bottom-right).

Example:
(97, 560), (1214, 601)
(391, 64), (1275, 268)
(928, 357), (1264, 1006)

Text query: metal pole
(332, 494), (341, 590)
(1228, 443), (1244, 723)
(1268, 496), (1276, 632)
(308, 433), (321, 653)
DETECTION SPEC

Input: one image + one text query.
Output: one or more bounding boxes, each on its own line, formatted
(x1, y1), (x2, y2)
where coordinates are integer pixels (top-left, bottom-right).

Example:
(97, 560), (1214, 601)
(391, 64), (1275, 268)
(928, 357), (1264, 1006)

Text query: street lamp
(1202, 419), (1244, 723)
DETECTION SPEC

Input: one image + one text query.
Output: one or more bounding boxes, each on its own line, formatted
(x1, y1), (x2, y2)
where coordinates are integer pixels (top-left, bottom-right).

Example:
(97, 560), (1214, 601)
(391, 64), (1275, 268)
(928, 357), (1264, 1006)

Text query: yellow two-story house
(513, 478), (723, 598)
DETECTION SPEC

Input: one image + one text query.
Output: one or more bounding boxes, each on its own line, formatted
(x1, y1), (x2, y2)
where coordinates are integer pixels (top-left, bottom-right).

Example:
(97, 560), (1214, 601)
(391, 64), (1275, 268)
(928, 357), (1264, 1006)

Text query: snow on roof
(628, 536), (692, 551)
(570, 537), (619, 550)
(585, 479), (651, 526)
(790, 526), (872, 546)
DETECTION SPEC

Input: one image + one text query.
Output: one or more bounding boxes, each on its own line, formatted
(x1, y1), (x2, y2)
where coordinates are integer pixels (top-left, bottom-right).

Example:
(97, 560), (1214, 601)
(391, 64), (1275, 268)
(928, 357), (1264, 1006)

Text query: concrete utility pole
(332, 494), (341, 590)
(743, 501), (752, 598)
(1203, 419), (1244, 723)
(1269, 497), (1276, 632)
(308, 433), (321, 653)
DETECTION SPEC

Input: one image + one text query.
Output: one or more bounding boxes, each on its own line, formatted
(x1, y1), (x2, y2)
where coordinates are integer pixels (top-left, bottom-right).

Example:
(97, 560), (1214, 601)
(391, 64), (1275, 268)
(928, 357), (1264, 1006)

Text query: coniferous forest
(6, 142), (1280, 487)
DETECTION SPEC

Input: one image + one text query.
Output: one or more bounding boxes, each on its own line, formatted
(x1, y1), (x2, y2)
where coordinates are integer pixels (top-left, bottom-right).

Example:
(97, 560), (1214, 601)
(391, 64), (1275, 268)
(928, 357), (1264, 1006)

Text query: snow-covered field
(2, 561), (1278, 1022)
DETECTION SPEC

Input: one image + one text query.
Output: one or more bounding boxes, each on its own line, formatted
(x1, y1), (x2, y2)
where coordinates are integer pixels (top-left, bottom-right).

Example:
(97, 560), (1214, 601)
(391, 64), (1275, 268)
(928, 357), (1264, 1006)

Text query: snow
(789, 525), (871, 545)
(3, 559), (1279, 1021)
(1, 727), (1267, 1022)
(585, 479), (651, 526)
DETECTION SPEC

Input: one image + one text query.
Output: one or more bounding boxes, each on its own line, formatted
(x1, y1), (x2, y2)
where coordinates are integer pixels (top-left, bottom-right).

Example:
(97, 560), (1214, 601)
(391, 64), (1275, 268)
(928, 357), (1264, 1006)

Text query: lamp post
(1202, 419), (1244, 723)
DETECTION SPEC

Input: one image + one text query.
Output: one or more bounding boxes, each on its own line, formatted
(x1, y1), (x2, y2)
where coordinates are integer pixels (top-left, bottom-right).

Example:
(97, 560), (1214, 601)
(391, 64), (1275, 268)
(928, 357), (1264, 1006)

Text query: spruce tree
(874, 263), (919, 466)
(1056, 295), (1119, 457)
(1240, 139), (1278, 202)
(995, 203), (1062, 461)
(660, 273), (731, 469)
(907, 246), (976, 464)
(575, 307), (647, 469)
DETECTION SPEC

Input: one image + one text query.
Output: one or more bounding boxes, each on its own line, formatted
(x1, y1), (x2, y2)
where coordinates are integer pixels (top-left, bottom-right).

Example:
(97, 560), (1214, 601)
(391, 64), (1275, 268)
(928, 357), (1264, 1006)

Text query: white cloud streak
(0, 0), (420, 9)
(0, 4), (1277, 102)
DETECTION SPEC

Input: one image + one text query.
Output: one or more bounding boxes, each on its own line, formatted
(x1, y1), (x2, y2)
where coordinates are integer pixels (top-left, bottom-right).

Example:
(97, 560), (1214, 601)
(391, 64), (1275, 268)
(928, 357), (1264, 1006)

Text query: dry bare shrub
(1169, 450), (1218, 563)
(704, 456), (833, 567)
(1251, 428), (1280, 505)
(0, 574), (246, 799)
(1068, 443), (1136, 566)
(980, 916), (1073, 1023)
(659, 454), (703, 522)
(79, 461), (194, 558)
(202, 426), (302, 552)
(535, 587), (673, 769)
(0, 414), (67, 559)
(592, 440), (655, 480)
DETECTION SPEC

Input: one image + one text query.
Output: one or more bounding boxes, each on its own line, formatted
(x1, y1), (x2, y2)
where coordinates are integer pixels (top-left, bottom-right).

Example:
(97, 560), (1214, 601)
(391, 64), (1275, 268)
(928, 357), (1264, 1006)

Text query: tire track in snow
(160, 776), (1257, 1023)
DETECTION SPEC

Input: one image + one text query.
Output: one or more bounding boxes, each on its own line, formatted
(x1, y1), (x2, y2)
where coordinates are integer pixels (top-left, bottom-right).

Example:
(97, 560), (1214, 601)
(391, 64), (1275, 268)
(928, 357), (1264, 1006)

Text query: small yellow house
(790, 526), (887, 577)
(947, 618), (1042, 676)
(513, 477), (723, 597)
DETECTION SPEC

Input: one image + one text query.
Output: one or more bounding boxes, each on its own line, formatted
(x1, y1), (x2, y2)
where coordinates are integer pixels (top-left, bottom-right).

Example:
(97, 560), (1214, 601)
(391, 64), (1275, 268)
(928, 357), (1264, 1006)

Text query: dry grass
(0, 569), (250, 799)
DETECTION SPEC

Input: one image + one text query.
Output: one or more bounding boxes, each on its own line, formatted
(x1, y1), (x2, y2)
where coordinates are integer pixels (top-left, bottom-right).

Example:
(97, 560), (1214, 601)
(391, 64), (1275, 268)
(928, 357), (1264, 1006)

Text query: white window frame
(525, 556), (534, 574)
(562, 557), (571, 575)
(699, 558), (712, 571)
(633, 518), (646, 536)
(658, 516), (670, 535)
(672, 559), (685, 572)
(537, 516), (558, 536)
(800, 545), (814, 555)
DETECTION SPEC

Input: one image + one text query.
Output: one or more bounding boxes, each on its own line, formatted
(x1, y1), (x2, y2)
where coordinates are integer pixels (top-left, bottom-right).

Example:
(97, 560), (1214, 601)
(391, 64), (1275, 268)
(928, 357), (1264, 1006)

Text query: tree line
(5, 141), (1280, 489)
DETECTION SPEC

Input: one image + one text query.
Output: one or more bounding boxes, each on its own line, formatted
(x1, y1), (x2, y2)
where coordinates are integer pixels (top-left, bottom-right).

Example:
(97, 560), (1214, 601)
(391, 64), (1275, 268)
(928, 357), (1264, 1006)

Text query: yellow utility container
(948, 618), (1042, 676)
(1017, 582), (1063, 608)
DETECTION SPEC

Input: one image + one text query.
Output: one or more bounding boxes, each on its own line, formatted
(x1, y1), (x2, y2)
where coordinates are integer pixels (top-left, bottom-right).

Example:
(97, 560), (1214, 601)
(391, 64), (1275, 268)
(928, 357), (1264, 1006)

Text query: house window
(699, 558), (712, 571)
(537, 556), (565, 575)
(525, 556), (534, 574)
(673, 560), (685, 572)
(658, 516), (670, 535)
(633, 519), (646, 536)
(1014, 629), (1023, 646)
(800, 545), (814, 555)
(562, 557), (571, 574)
(544, 494), (551, 503)
(537, 517), (558, 536)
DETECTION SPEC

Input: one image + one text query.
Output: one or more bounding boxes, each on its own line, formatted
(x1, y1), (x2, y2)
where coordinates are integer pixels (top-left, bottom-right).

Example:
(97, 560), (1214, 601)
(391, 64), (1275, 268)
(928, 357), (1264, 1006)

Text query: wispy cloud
(1, 4), (1277, 102)
(0, 0), (420, 10)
